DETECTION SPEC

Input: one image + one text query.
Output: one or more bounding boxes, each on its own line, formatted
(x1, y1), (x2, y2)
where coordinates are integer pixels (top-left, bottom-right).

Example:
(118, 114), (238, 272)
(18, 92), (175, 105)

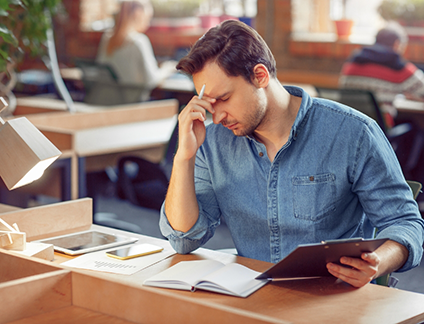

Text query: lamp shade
(0, 117), (61, 190)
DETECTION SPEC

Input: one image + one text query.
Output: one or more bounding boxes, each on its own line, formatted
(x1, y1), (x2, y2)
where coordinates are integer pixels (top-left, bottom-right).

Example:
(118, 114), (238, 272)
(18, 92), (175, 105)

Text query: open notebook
(143, 260), (268, 298)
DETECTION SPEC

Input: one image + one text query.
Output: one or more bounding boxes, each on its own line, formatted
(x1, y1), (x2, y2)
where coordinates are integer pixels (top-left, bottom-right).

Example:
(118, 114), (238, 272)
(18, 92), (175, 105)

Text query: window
(79, 0), (118, 31)
(292, 0), (386, 44)
(78, 0), (257, 32)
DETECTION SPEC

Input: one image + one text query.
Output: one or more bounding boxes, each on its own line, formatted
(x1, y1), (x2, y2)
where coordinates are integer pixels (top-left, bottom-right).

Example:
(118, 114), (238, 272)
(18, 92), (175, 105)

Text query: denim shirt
(160, 86), (424, 271)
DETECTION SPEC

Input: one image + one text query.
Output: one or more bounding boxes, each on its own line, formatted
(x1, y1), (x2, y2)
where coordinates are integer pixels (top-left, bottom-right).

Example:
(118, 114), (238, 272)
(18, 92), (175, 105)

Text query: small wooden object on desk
(14, 241), (55, 261)
(0, 218), (26, 251)
(0, 217), (54, 260)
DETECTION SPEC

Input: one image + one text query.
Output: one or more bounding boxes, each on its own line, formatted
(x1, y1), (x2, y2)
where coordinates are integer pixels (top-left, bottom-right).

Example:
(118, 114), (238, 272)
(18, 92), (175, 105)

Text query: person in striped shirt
(339, 22), (424, 127)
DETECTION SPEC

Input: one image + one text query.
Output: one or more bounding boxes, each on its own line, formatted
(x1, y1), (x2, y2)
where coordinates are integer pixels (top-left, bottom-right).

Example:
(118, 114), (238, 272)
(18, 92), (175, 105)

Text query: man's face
(192, 62), (267, 137)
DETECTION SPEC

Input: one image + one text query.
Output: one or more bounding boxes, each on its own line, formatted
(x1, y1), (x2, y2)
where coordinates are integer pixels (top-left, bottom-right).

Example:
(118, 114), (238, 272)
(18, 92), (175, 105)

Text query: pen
(198, 84), (206, 99)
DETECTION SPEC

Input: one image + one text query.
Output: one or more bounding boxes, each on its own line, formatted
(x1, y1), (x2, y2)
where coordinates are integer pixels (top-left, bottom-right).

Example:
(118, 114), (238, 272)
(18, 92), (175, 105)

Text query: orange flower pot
(334, 19), (354, 39)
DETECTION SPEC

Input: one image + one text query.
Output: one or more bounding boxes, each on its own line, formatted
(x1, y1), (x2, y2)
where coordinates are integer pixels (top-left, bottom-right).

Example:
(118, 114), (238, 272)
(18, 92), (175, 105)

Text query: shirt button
(309, 176), (314, 181)
(259, 152), (264, 157)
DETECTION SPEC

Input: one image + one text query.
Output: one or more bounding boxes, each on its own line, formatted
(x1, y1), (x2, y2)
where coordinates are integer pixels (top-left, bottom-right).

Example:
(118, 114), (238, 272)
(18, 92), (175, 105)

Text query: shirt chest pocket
(292, 173), (336, 221)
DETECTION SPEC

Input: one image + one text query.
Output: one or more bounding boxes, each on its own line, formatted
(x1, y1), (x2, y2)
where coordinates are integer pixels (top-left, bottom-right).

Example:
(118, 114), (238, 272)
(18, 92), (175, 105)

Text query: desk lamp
(0, 97), (61, 190)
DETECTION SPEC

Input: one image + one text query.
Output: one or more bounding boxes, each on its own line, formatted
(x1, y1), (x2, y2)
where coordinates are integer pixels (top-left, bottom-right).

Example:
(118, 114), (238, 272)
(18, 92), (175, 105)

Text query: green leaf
(0, 26), (18, 47)
(0, 61), (6, 73)
(0, 0), (21, 10)
(0, 0), (63, 73)
(0, 48), (7, 60)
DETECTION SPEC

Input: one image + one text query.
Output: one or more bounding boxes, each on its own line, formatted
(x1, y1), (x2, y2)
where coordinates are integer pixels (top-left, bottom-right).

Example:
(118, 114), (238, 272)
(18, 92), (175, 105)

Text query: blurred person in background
(97, 0), (176, 101)
(339, 22), (424, 128)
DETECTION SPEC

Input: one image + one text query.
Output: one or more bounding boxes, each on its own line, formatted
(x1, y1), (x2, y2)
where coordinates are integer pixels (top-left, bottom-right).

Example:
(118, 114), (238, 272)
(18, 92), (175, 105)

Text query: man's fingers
(327, 265), (364, 288)
(340, 253), (379, 270)
(190, 110), (206, 122)
(326, 253), (380, 288)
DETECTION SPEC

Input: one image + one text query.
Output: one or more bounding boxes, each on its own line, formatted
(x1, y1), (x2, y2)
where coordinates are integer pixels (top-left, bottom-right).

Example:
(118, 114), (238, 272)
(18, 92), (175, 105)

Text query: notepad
(143, 260), (268, 298)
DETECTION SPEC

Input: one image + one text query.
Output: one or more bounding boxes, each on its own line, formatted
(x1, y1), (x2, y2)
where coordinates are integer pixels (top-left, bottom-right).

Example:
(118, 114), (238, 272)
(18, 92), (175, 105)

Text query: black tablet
(256, 237), (388, 280)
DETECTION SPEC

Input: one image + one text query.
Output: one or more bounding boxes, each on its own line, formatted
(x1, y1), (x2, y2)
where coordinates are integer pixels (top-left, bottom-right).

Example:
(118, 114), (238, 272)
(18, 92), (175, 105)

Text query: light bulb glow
(12, 156), (58, 190)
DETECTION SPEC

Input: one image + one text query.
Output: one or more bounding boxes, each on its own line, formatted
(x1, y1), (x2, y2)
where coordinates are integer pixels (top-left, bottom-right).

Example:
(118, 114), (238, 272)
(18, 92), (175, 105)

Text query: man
(339, 22), (424, 126)
(159, 20), (424, 288)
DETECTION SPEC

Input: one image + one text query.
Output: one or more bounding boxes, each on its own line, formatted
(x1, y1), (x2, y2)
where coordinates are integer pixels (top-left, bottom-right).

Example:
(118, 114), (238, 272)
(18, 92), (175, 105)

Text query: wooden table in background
(394, 97), (424, 130)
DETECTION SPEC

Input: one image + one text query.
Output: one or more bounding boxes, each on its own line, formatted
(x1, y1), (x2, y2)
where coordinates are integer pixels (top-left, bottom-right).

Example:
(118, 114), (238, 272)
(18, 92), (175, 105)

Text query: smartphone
(106, 243), (163, 260)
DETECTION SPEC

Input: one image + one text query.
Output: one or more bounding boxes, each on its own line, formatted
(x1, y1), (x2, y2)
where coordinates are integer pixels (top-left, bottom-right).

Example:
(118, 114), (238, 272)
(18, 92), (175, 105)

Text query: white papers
(61, 242), (175, 275)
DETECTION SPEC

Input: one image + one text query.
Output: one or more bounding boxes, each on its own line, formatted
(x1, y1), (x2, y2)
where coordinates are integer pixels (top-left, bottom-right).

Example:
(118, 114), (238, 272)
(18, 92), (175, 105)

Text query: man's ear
(252, 64), (270, 88)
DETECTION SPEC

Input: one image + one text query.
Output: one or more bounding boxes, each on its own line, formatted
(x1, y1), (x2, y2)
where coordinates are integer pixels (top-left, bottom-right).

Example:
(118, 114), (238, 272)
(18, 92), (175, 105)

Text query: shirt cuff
(159, 202), (213, 254)
(377, 226), (424, 272)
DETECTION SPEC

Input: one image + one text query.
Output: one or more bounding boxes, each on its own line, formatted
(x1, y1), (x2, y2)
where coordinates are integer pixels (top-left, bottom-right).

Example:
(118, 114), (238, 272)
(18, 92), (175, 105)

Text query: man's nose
(212, 107), (227, 124)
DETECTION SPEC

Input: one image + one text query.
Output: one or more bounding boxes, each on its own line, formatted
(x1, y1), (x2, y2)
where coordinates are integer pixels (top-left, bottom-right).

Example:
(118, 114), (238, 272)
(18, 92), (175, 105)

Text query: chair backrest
(161, 122), (179, 179)
(75, 58), (118, 83)
(75, 58), (147, 106)
(82, 80), (148, 106)
(407, 180), (422, 201)
(315, 87), (388, 134)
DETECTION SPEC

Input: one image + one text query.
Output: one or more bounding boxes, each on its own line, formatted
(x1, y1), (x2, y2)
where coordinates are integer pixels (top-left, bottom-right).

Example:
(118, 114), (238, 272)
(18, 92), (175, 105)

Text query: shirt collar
(245, 85), (312, 143)
(283, 85), (312, 141)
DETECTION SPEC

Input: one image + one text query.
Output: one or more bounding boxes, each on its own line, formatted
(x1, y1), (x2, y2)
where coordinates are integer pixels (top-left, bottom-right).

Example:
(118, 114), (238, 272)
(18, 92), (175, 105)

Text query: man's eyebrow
(214, 91), (231, 100)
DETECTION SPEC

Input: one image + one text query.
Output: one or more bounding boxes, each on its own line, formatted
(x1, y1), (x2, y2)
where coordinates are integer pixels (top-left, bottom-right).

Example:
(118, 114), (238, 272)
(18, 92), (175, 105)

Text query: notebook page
(144, 260), (225, 288)
(195, 263), (268, 297)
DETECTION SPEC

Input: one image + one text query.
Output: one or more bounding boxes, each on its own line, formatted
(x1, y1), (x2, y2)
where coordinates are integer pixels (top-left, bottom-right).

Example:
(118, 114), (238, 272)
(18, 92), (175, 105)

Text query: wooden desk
(394, 97), (424, 114)
(151, 73), (196, 107)
(15, 96), (148, 115)
(394, 97), (424, 130)
(0, 203), (20, 213)
(1, 199), (424, 324)
(8, 99), (179, 200)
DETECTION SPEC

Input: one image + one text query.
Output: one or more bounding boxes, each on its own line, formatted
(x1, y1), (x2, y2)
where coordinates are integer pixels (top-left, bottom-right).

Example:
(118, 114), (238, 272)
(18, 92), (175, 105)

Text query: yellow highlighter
(106, 243), (163, 260)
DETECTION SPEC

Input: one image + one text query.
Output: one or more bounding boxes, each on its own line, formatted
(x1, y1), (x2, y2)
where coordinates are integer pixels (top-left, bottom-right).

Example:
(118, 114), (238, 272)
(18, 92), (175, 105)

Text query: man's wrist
(173, 151), (196, 166)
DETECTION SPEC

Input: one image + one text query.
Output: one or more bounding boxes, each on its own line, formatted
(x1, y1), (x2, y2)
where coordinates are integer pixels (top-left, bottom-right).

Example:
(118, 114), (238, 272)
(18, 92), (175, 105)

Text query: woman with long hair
(96, 0), (176, 101)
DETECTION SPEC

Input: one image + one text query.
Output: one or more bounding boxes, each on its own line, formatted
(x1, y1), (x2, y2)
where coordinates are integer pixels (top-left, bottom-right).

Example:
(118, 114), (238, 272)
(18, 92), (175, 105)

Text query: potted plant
(378, 0), (424, 26)
(333, 0), (354, 40)
(378, 0), (424, 41)
(0, 0), (63, 116)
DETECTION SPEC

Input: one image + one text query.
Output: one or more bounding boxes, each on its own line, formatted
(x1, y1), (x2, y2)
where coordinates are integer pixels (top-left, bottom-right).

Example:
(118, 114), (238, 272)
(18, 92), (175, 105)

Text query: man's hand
(326, 240), (408, 288)
(176, 94), (215, 162)
(326, 252), (380, 288)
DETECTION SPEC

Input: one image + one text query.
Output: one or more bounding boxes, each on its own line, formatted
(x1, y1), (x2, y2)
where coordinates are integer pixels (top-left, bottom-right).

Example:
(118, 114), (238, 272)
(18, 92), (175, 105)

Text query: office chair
(315, 88), (388, 131)
(406, 180), (422, 201)
(74, 58), (148, 106)
(315, 87), (423, 179)
(116, 122), (179, 211)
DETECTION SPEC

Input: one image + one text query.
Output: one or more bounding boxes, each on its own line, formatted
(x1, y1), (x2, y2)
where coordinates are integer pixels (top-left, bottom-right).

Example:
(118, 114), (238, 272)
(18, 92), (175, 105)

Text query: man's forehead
(193, 64), (233, 98)
(193, 83), (230, 100)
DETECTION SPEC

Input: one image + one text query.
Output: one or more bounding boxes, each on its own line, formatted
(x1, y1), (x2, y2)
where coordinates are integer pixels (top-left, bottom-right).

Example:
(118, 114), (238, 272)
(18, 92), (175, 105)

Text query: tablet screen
(38, 230), (138, 255)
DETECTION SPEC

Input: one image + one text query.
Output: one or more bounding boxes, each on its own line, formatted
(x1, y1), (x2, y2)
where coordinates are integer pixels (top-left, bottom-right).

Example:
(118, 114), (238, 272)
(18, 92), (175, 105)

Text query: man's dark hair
(375, 22), (408, 48)
(176, 20), (277, 84)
